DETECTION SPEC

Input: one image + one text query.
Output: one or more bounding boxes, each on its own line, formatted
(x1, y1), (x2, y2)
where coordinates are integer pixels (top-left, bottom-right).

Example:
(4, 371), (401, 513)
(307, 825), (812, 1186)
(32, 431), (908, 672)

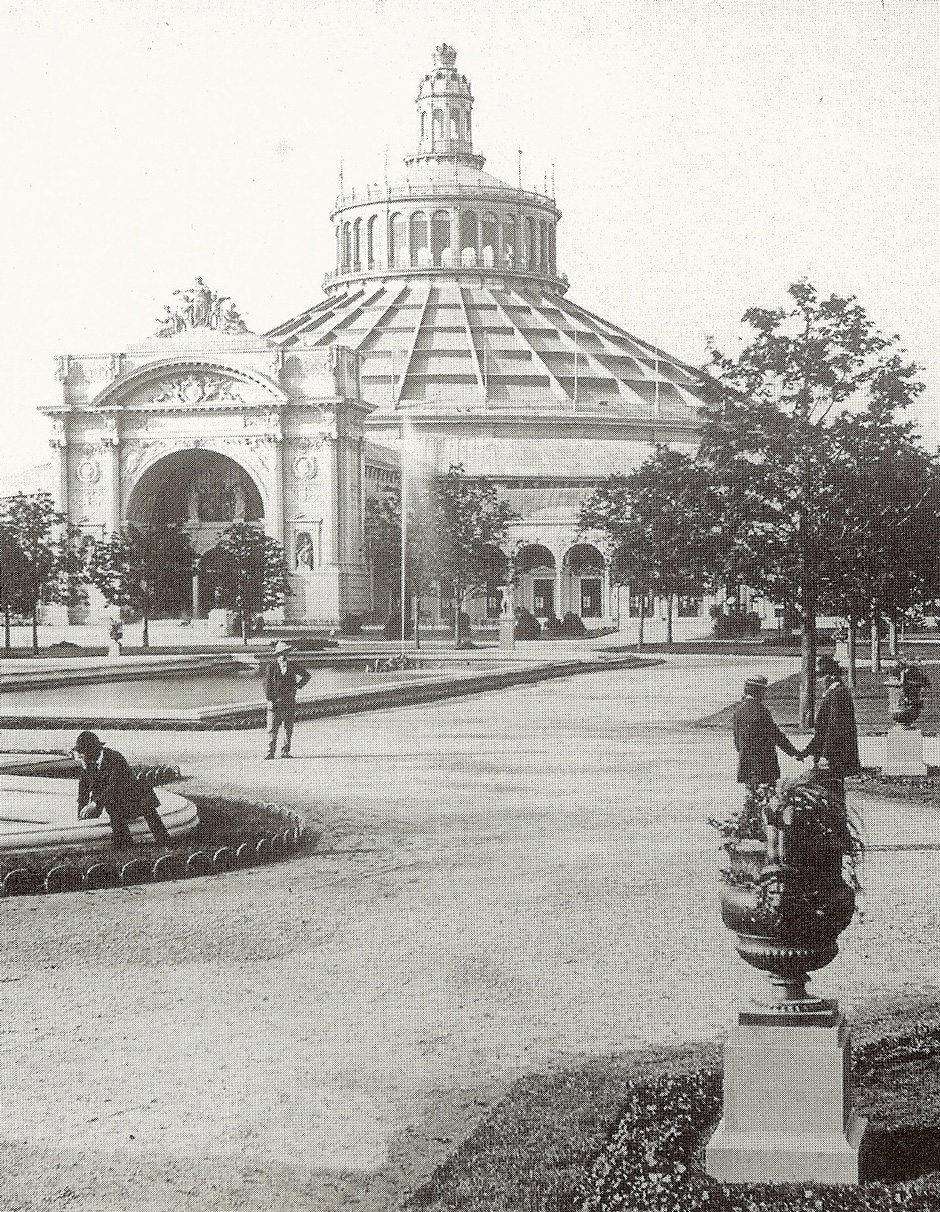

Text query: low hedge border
(0, 794), (319, 898)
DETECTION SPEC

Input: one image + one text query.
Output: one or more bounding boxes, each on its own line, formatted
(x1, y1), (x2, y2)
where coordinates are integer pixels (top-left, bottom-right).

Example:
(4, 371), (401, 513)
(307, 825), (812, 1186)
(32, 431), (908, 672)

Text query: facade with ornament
(43, 46), (716, 630)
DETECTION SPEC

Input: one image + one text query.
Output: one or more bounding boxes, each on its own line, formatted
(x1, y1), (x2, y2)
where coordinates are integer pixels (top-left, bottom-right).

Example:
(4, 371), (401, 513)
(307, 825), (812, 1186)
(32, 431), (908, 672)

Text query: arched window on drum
(410, 211), (430, 268)
(431, 210), (451, 267)
(353, 218), (362, 270)
(526, 217), (538, 269)
(389, 213), (409, 269)
(482, 213), (499, 268)
(503, 216), (516, 268)
(342, 222), (352, 272)
(367, 215), (377, 269)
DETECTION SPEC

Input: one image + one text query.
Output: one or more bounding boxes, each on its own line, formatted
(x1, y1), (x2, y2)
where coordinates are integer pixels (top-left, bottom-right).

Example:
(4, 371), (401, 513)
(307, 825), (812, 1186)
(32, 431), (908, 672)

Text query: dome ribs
(392, 279), (434, 408)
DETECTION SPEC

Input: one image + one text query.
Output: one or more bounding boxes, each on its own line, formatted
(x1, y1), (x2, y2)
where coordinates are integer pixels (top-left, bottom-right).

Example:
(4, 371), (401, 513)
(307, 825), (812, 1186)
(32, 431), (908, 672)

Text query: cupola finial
(409, 44), (483, 168)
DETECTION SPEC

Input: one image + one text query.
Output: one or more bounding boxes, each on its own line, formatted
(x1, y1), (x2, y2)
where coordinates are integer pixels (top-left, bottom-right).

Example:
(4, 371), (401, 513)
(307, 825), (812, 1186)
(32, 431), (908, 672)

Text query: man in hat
(72, 730), (171, 851)
(264, 641), (311, 759)
(733, 675), (803, 861)
(801, 655), (861, 814)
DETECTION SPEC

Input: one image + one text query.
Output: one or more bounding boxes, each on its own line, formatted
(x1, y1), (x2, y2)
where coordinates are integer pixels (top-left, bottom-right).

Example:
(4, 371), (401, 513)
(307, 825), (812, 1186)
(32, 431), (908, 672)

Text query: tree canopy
(578, 445), (712, 643)
(699, 281), (926, 722)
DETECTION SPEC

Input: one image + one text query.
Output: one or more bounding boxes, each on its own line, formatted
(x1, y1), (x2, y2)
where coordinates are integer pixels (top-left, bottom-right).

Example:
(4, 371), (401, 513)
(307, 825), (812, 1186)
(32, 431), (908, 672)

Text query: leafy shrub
(562, 611), (587, 637)
(514, 607), (541, 641)
(340, 613), (362, 636)
(713, 610), (761, 639)
(383, 613), (414, 640)
(543, 614), (564, 638)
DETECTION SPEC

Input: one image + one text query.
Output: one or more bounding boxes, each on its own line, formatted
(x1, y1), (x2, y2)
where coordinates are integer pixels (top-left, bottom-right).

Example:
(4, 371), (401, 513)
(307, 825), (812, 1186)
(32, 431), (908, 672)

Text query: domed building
(43, 45), (714, 632)
(267, 44), (713, 628)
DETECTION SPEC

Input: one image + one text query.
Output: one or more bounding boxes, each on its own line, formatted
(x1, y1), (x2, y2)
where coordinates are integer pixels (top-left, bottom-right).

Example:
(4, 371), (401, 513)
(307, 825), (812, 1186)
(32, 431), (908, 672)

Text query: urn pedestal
(706, 806), (867, 1186)
(706, 1003), (867, 1185)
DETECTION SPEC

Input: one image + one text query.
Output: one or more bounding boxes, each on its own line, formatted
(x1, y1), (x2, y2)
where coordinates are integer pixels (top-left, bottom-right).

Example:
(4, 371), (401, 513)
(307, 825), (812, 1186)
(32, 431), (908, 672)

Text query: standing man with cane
(264, 641), (311, 759)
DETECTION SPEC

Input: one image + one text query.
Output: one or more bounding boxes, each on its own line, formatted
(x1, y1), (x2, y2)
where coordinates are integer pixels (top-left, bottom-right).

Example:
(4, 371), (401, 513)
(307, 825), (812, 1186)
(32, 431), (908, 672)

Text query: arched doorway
(126, 449), (265, 618)
(563, 543), (606, 619)
(516, 543), (556, 619)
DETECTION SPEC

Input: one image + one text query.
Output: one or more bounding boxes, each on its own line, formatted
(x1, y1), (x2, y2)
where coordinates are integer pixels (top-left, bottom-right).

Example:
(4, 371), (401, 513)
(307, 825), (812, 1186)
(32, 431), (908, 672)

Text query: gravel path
(0, 652), (937, 1211)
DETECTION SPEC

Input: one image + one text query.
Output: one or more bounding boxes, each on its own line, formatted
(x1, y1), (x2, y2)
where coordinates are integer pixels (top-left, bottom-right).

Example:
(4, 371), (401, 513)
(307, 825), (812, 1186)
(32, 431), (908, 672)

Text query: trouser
(108, 802), (171, 850)
(266, 703), (295, 754)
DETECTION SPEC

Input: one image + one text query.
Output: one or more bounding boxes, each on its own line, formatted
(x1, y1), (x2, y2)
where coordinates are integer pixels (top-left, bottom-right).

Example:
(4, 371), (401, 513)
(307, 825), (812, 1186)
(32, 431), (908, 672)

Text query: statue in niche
(295, 532), (315, 571)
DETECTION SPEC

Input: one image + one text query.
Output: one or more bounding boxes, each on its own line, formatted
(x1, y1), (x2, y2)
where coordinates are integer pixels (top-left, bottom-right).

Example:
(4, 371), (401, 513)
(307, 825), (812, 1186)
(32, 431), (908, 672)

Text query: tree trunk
(142, 611), (150, 649)
(666, 594), (674, 645)
(31, 603), (38, 654)
(887, 616), (899, 658)
(413, 594), (421, 650)
(3, 601), (9, 652)
(798, 579), (817, 729)
(870, 607), (881, 675)
(637, 599), (645, 649)
(846, 616), (857, 691)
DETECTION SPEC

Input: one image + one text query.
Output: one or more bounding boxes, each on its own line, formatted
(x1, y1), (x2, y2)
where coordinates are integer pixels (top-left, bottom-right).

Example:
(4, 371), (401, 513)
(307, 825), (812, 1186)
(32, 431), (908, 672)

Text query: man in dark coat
(264, 641), (311, 759)
(733, 675), (801, 789)
(801, 655), (861, 814)
(72, 730), (171, 851)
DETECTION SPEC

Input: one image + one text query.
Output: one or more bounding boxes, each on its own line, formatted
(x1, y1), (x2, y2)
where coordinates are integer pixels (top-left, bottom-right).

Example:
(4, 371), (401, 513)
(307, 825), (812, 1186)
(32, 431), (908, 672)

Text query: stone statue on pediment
(155, 278), (249, 337)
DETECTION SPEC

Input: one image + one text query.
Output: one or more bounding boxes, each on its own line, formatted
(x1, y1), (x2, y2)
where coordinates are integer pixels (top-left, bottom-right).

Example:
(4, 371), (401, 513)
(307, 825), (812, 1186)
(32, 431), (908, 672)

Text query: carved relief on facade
(76, 456), (101, 485)
(152, 375), (242, 407)
(49, 418), (67, 449)
(54, 356), (70, 383)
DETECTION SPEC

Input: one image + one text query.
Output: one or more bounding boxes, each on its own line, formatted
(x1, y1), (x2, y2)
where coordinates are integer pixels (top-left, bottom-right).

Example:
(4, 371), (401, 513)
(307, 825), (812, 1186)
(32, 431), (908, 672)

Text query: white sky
(1, 0), (938, 472)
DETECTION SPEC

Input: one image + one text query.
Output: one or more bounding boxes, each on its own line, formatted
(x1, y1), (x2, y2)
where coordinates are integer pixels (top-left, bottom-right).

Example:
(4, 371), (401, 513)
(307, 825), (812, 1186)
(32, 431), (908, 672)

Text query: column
(269, 436), (285, 551)
(50, 440), (69, 517)
(100, 438), (121, 534)
(554, 561), (563, 621)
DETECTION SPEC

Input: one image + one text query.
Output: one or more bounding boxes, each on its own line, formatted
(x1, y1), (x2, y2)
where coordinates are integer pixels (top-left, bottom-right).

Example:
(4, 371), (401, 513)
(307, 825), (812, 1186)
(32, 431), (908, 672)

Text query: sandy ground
(0, 652), (937, 1211)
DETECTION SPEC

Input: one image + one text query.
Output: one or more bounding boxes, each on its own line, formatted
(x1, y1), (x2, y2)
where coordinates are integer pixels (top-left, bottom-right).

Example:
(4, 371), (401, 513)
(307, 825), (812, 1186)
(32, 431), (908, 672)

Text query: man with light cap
(732, 674), (803, 861)
(263, 640), (311, 759)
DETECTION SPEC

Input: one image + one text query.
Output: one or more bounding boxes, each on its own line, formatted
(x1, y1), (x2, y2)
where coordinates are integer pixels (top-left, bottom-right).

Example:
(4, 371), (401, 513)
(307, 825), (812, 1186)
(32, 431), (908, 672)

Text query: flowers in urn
(108, 618), (124, 643)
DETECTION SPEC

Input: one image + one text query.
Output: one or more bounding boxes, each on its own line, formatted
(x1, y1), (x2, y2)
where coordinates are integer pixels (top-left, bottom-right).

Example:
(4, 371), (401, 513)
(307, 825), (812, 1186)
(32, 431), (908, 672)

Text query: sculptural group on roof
(155, 277), (249, 337)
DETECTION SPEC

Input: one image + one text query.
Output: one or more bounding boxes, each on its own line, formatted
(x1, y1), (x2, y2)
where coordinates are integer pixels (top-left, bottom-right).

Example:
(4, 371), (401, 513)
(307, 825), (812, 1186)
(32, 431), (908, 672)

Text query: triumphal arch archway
(42, 280), (373, 624)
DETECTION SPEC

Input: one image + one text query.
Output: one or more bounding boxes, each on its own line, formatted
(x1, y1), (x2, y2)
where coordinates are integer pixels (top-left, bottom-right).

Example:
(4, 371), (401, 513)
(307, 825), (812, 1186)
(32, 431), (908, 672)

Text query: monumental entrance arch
(43, 281), (375, 624)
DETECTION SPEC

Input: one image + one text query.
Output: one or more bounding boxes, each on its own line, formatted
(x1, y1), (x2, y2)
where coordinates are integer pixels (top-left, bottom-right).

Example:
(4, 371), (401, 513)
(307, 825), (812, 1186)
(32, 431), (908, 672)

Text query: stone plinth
(882, 725), (926, 776)
(706, 1006), (867, 1185)
(499, 616), (515, 650)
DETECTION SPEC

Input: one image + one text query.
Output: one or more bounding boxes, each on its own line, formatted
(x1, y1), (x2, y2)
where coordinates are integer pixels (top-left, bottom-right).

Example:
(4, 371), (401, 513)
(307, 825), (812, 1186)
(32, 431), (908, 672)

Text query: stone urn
(718, 778), (858, 1009)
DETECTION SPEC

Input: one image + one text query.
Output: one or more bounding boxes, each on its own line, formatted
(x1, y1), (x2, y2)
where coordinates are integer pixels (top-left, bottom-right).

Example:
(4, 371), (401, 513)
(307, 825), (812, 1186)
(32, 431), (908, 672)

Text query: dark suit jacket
(805, 681), (862, 777)
(77, 747), (159, 820)
(264, 660), (311, 708)
(732, 695), (799, 786)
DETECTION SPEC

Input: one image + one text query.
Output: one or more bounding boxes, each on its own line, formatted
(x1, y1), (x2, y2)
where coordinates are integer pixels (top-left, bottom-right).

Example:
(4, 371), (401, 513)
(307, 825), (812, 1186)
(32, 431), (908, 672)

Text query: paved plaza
(0, 652), (937, 1210)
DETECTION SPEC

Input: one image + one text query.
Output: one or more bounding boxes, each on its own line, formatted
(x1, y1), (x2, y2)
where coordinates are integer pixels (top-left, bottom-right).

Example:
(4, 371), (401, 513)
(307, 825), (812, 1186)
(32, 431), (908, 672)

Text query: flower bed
(578, 1031), (940, 1210)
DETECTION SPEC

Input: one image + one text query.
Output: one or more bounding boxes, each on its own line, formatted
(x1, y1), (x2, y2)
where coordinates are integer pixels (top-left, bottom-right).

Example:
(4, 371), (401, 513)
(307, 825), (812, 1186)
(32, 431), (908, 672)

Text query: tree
(2, 492), (68, 654)
(578, 447), (712, 645)
(0, 511), (32, 651)
(700, 281), (924, 725)
(88, 524), (195, 648)
(426, 465), (517, 647)
(210, 524), (292, 644)
(816, 409), (940, 681)
(367, 468), (516, 647)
